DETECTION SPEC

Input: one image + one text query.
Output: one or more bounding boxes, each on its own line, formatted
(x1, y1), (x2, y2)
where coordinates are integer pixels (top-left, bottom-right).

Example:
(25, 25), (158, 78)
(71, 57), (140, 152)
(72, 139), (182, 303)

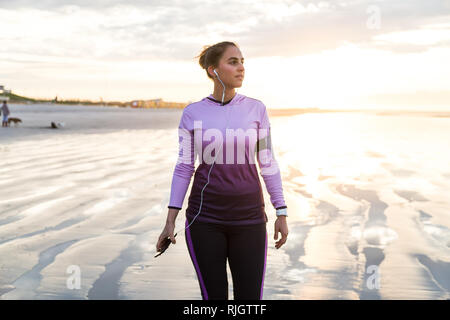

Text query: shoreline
(7, 101), (450, 117)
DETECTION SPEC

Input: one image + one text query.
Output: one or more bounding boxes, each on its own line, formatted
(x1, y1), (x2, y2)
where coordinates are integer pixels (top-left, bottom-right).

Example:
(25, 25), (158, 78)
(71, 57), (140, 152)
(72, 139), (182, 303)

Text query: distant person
(1, 101), (10, 127)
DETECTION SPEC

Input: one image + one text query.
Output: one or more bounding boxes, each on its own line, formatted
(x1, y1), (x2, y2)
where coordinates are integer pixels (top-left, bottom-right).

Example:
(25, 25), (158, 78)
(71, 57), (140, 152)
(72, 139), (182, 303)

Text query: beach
(0, 103), (449, 299)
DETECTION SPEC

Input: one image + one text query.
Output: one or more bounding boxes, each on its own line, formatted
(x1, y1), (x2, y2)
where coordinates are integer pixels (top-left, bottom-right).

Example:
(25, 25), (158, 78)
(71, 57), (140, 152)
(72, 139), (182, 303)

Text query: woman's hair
(195, 41), (239, 80)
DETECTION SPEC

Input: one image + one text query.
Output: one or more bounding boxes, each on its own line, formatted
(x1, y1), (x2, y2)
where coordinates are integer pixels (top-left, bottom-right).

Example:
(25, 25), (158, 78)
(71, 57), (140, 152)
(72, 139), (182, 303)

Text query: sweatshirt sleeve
(167, 108), (196, 210)
(256, 103), (287, 210)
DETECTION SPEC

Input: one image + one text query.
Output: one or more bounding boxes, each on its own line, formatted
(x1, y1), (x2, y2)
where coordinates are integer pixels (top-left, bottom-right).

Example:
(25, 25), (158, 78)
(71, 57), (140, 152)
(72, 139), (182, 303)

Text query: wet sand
(0, 103), (449, 299)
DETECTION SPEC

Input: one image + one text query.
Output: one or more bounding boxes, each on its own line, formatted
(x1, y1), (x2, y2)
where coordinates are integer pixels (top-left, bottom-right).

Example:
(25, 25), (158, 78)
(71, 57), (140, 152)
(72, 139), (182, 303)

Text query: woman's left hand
(274, 216), (288, 249)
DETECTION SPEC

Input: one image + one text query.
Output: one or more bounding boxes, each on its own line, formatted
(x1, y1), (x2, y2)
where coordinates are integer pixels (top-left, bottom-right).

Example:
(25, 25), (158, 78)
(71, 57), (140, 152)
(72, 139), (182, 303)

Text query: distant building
(0, 85), (11, 95)
(0, 84), (10, 101)
(130, 98), (186, 109)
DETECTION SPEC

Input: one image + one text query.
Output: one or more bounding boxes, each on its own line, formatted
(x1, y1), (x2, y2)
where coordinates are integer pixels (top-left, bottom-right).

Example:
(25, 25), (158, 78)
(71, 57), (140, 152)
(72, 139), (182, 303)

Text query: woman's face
(211, 45), (245, 88)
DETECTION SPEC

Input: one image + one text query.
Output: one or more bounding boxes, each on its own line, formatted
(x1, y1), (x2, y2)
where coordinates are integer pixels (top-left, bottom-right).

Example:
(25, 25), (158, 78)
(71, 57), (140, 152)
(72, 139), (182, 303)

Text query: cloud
(1, 0), (450, 63)
(235, 0), (450, 57)
(0, 0), (165, 10)
(0, 0), (449, 88)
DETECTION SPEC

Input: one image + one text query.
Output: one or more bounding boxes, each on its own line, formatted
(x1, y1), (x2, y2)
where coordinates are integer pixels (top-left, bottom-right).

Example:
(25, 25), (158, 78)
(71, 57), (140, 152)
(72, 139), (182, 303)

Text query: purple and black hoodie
(168, 92), (287, 226)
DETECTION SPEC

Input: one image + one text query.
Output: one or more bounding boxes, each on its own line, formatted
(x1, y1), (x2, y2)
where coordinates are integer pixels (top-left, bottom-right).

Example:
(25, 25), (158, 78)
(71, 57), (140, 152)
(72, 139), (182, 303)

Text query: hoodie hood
(202, 92), (246, 107)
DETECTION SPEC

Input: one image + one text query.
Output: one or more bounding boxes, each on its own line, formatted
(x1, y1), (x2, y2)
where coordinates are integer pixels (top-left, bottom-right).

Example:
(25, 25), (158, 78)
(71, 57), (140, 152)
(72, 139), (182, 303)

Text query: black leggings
(185, 219), (268, 300)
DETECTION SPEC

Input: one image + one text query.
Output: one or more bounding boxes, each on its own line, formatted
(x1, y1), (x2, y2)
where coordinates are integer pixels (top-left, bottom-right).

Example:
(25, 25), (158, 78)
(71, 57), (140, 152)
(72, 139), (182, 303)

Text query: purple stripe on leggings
(260, 230), (268, 300)
(185, 219), (209, 300)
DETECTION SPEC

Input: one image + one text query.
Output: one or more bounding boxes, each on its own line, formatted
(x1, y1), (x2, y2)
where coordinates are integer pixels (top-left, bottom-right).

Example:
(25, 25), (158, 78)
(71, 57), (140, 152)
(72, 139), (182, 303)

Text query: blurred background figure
(1, 100), (10, 127)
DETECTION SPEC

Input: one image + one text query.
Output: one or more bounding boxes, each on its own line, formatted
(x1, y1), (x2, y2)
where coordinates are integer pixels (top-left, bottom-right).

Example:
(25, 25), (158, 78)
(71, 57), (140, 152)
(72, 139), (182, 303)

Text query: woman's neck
(212, 86), (236, 103)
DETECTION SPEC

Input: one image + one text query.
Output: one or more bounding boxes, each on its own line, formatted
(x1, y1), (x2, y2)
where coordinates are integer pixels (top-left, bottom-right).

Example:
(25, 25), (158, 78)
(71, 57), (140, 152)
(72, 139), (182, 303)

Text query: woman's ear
(207, 66), (216, 78)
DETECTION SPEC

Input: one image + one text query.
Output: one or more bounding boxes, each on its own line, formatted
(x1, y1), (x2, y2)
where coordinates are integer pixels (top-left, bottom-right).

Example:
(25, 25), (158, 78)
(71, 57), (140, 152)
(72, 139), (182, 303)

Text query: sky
(1, 0), (450, 110)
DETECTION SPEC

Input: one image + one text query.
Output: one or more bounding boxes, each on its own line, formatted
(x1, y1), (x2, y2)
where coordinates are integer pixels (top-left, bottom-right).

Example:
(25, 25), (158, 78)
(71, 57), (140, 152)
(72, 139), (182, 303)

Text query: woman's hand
(274, 216), (288, 249)
(156, 221), (176, 252)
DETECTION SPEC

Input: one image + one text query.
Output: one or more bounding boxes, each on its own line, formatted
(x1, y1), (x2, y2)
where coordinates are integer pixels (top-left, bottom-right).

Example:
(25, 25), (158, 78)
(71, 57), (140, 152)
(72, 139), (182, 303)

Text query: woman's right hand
(156, 221), (176, 252)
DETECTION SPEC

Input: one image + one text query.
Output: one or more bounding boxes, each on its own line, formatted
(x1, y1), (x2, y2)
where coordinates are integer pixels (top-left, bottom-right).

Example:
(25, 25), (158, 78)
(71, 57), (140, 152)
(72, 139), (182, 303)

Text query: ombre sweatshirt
(168, 92), (287, 225)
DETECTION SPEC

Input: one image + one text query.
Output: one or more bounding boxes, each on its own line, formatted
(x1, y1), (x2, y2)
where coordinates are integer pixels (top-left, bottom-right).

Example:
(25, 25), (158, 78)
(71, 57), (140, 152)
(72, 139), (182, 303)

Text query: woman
(1, 101), (10, 127)
(156, 41), (288, 300)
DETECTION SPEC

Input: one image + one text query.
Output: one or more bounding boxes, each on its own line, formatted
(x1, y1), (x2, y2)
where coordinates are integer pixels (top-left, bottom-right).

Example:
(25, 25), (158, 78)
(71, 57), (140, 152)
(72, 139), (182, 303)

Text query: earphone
(174, 68), (230, 235)
(213, 69), (226, 105)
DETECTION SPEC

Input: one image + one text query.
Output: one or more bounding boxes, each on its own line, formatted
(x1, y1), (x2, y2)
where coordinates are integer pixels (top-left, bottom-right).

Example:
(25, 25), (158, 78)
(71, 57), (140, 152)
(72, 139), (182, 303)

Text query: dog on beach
(51, 121), (65, 129)
(7, 117), (22, 127)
